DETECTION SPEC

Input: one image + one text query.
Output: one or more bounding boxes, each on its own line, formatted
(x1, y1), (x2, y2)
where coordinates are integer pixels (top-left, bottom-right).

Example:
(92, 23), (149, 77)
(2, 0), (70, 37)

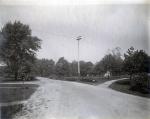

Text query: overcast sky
(0, 1), (149, 63)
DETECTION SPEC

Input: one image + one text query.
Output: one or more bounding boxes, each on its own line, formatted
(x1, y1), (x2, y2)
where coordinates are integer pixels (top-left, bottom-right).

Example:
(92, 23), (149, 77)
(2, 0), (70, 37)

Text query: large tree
(80, 61), (93, 76)
(123, 47), (149, 88)
(123, 47), (149, 78)
(94, 49), (123, 76)
(70, 61), (78, 76)
(0, 21), (41, 80)
(32, 59), (55, 77)
(55, 57), (70, 76)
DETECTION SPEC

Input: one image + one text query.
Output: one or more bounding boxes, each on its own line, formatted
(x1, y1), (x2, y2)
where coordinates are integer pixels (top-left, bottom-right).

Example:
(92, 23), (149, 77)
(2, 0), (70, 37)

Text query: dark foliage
(123, 47), (149, 88)
(0, 21), (41, 80)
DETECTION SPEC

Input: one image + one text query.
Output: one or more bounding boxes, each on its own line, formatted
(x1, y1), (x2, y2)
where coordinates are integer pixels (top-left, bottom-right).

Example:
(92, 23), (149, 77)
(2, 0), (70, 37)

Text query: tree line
(31, 46), (150, 90)
(0, 21), (149, 90)
(31, 47), (124, 77)
(0, 21), (41, 80)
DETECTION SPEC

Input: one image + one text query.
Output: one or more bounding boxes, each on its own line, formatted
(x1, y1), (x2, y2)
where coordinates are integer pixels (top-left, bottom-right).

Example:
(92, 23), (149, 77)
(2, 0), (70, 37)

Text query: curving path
(14, 77), (150, 119)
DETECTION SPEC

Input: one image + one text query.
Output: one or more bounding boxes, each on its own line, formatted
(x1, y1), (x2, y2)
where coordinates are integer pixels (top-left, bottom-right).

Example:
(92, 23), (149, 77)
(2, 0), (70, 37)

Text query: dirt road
(14, 77), (150, 119)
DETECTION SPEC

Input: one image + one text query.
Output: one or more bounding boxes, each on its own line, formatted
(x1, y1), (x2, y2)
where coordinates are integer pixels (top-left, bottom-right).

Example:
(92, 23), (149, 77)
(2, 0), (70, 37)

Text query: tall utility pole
(76, 36), (82, 80)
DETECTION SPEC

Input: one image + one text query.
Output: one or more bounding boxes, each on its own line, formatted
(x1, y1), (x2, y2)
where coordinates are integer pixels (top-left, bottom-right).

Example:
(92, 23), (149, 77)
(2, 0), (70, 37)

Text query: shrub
(131, 73), (148, 87)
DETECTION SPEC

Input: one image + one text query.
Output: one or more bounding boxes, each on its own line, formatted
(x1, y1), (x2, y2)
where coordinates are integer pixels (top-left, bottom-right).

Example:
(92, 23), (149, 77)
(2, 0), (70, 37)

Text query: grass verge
(109, 79), (150, 98)
(1, 104), (23, 119)
(0, 84), (38, 103)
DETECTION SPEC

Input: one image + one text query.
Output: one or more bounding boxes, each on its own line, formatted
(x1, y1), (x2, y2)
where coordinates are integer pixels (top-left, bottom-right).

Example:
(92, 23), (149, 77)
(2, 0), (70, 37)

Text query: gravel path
(14, 77), (150, 119)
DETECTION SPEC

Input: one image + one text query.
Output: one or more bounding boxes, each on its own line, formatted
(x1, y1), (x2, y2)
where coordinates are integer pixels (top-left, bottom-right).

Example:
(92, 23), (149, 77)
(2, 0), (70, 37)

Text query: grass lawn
(0, 84), (38, 103)
(0, 81), (39, 119)
(1, 104), (23, 119)
(109, 79), (150, 98)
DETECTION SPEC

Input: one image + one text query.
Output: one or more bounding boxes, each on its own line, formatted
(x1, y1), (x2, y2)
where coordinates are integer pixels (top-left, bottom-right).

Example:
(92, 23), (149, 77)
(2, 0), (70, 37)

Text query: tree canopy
(32, 59), (55, 77)
(94, 47), (123, 76)
(55, 57), (70, 76)
(80, 61), (93, 76)
(0, 21), (41, 80)
(123, 47), (149, 76)
(123, 47), (149, 88)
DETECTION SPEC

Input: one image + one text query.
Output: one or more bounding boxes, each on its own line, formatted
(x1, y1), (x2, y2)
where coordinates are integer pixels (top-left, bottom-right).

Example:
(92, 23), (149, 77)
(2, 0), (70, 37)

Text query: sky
(0, 0), (149, 63)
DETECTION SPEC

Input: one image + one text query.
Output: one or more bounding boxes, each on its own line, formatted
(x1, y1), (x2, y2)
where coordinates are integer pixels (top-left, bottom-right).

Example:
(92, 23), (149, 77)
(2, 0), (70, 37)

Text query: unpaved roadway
(14, 77), (150, 119)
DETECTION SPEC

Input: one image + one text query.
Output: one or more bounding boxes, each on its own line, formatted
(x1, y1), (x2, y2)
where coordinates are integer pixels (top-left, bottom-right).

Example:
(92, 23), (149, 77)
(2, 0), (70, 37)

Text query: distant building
(104, 71), (111, 79)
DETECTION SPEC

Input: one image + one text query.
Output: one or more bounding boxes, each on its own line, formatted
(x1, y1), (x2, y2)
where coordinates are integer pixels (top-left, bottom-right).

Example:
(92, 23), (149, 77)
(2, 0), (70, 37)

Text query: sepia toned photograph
(0, 0), (149, 119)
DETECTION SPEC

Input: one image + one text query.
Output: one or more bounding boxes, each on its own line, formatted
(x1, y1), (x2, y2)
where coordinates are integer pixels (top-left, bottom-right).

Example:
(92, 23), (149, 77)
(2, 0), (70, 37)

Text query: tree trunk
(130, 73), (134, 88)
(15, 71), (18, 80)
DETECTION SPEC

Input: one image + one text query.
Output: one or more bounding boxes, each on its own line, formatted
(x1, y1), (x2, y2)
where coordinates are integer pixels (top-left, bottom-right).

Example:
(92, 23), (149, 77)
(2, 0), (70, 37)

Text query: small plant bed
(109, 79), (150, 98)
(57, 76), (128, 85)
(79, 77), (111, 85)
(0, 84), (38, 103)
